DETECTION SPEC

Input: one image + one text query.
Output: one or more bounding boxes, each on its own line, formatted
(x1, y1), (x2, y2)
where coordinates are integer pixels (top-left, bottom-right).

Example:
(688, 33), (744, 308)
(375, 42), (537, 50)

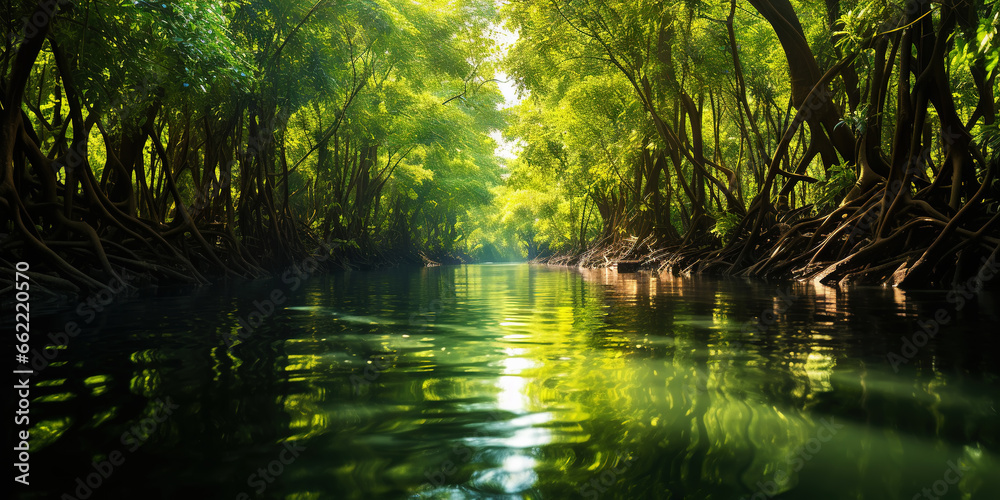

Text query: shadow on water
(12, 264), (1000, 499)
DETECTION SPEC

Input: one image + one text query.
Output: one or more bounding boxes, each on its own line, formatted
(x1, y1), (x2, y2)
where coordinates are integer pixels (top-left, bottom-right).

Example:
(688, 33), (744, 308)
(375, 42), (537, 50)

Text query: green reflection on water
(21, 264), (1000, 499)
(261, 265), (1000, 499)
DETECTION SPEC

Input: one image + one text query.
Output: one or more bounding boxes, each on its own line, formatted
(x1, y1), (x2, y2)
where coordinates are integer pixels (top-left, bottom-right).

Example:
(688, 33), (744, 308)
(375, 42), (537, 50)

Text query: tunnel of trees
(2, 0), (998, 294)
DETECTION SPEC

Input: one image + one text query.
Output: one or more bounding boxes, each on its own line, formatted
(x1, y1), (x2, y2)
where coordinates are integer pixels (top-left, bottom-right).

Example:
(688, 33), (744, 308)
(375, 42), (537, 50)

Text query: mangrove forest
(3, 0), (1000, 499)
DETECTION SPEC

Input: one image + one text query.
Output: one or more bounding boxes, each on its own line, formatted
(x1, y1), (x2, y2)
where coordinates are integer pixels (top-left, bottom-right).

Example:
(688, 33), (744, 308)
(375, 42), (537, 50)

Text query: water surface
(17, 264), (1000, 499)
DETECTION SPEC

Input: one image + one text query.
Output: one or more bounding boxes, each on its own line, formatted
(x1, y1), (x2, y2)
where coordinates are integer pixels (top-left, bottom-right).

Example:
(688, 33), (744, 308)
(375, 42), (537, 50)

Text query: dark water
(13, 264), (1000, 499)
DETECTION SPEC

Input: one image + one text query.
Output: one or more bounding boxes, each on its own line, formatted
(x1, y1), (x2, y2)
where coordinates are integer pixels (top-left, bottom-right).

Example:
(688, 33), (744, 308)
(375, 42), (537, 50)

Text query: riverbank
(0, 242), (429, 311)
(538, 234), (1000, 289)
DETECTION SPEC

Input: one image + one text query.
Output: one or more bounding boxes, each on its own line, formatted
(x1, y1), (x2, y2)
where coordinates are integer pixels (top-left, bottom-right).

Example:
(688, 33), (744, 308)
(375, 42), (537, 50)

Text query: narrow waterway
(17, 264), (1000, 499)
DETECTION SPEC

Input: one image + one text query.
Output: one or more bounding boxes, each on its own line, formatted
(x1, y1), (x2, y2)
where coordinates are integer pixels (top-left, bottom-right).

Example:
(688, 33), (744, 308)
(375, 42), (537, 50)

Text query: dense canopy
(496, 0), (999, 285)
(1, 0), (998, 292)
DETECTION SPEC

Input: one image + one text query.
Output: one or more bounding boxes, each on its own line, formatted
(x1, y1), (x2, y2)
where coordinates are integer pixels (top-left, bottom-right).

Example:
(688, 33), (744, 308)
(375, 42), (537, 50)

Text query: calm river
(16, 264), (1000, 499)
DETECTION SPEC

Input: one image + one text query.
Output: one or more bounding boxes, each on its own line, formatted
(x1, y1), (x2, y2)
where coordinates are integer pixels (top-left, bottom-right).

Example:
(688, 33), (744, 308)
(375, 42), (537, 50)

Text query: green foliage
(13, 0), (509, 262)
(832, 4), (889, 55)
(709, 210), (741, 245)
(976, 116), (1000, 166)
(836, 104), (869, 137)
(815, 164), (857, 212)
(10, 0), (998, 267)
(950, 4), (1000, 76)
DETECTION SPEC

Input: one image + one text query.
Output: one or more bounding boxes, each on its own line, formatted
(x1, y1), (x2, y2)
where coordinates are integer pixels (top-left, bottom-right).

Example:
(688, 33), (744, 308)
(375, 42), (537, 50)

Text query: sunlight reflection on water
(18, 264), (1000, 499)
